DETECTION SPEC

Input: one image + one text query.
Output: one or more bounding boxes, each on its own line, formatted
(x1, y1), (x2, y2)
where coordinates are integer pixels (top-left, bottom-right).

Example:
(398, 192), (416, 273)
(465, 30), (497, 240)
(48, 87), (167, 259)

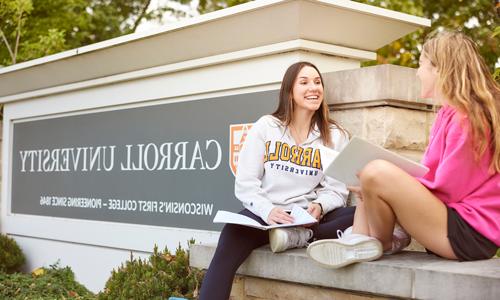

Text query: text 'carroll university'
(18, 139), (222, 172)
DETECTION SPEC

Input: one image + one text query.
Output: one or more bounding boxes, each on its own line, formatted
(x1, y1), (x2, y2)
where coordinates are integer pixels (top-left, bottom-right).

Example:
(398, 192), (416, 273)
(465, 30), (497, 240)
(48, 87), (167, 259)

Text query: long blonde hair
(423, 31), (500, 172)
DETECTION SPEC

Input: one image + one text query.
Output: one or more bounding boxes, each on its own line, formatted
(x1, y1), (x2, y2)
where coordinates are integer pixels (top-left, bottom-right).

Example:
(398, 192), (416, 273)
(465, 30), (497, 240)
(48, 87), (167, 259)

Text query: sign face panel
(11, 90), (278, 230)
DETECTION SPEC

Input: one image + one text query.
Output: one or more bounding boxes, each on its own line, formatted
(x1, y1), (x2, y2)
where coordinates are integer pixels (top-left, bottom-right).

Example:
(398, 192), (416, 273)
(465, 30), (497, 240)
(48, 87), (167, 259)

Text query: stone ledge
(330, 99), (434, 111)
(190, 243), (500, 300)
(323, 64), (434, 110)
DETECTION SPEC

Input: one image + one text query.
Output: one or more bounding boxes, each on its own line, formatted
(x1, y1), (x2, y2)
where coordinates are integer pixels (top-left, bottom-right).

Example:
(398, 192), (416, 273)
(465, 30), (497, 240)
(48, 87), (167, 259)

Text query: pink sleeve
(421, 115), (491, 203)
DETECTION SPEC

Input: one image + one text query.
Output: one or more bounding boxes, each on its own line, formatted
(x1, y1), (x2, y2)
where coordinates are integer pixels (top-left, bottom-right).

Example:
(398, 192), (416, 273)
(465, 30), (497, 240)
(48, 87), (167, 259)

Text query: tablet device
(322, 136), (429, 186)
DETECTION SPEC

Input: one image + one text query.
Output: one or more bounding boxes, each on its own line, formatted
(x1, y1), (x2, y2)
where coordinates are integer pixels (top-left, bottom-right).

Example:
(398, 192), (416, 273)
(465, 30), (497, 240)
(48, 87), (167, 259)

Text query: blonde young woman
(307, 31), (500, 267)
(199, 62), (355, 299)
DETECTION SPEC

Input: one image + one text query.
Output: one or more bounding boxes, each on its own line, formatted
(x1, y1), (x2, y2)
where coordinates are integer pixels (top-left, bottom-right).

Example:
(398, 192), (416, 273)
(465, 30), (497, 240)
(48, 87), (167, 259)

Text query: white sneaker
(307, 233), (383, 269)
(339, 226), (353, 237)
(269, 227), (313, 253)
(384, 225), (411, 255)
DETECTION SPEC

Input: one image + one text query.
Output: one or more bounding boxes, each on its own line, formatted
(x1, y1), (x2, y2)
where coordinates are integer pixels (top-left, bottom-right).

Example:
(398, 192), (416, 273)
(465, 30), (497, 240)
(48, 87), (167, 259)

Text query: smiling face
(291, 66), (324, 113)
(416, 53), (439, 99)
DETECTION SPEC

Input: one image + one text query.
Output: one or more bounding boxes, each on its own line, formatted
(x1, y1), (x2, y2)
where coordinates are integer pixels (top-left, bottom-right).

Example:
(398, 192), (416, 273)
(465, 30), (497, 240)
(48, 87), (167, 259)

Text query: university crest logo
(229, 123), (253, 176)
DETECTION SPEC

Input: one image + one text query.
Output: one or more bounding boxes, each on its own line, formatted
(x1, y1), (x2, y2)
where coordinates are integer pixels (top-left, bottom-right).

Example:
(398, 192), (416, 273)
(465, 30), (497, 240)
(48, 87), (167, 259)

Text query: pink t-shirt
(418, 105), (500, 247)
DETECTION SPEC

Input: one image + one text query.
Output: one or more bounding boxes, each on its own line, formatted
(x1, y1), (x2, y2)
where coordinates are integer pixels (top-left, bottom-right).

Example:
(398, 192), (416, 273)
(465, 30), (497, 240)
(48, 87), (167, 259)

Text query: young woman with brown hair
(199, 61), (355, 299)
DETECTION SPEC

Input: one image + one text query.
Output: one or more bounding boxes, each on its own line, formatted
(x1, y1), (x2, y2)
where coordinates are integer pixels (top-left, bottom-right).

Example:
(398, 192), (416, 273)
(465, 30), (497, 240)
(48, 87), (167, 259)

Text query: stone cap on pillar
(323, 64), (435, 111)
(0, 0), (429, 102)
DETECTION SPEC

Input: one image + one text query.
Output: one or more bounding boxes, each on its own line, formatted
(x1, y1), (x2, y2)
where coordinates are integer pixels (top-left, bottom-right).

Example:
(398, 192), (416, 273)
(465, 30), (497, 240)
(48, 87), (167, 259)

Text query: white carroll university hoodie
(235, 115), (349, 223)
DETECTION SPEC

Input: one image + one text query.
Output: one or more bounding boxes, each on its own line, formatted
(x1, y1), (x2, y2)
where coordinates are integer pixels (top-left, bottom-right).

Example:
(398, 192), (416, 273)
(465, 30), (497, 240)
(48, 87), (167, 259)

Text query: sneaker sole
(307, 238), (383, 269)
(269, 229), (287, 253)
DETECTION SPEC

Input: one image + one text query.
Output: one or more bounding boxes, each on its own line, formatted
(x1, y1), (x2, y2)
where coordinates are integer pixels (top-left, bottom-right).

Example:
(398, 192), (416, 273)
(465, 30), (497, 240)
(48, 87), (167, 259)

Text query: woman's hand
(267, 207), (294, 225)
(307, 202), (322, 221)
(347, 186), (363, 201)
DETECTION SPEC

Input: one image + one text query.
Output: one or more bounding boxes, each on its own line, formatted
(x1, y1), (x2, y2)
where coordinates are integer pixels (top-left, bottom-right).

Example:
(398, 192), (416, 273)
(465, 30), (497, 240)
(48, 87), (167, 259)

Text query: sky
(135, 0), (200, 33)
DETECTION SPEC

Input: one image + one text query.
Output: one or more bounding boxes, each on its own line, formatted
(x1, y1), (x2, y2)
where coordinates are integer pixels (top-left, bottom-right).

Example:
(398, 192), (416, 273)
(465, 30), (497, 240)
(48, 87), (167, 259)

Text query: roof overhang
(0, 0), (430, 100)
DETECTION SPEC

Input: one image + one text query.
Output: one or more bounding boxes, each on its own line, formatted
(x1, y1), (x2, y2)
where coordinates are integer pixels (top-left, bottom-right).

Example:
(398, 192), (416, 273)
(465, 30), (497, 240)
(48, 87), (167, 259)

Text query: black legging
(199, 206), (356, 300)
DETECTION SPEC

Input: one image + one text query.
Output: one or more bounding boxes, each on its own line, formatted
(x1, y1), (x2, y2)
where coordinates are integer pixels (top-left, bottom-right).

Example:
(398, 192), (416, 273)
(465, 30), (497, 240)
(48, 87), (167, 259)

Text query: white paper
(318, 145), (339, 171)
(323, 137), (429, 186)
(289, 204), (317, 224)
(213, 205), (317, 230)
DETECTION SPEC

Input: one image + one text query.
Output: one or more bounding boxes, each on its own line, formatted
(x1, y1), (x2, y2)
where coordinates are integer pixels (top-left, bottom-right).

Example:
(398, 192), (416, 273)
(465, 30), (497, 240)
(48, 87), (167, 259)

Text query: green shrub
(0, 262), (95, 299)
(98, 242), (203, 300)
(0, 233), (25, 273)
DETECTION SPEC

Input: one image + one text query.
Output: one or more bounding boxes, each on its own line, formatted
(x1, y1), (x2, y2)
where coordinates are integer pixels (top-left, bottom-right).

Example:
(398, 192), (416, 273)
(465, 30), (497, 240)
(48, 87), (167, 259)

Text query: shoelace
(337, 228), (351, 239)
(287, 228), (312, 248)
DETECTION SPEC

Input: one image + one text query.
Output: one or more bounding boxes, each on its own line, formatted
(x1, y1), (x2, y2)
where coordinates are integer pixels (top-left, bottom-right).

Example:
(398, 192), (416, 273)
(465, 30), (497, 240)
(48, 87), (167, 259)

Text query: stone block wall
(332, 107), (435, 162)
(323, 64), (436, 162)
(230, 275), (390, 300)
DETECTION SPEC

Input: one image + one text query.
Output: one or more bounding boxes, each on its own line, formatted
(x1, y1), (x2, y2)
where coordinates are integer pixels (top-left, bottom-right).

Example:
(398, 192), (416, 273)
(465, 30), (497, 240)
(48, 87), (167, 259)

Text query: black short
(446, 207), (498, 261)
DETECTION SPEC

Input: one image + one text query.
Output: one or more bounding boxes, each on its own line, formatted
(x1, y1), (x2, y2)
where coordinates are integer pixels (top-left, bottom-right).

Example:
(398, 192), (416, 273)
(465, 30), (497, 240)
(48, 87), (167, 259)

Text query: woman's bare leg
(359, 160), (457, 259)
(351, 200), (371, 236)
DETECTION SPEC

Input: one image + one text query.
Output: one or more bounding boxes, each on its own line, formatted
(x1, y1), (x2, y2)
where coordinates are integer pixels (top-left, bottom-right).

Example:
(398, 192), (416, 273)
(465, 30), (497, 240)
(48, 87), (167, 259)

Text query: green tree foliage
(0, 263), (95, 299)
(197, 0), (250, 13)
(0, 0), (172, 66)
(419, 0), (498, 70)
(353, 0), (499, 72)
(0, 0), (33, 65)
(19, 28), (66, 62)
(0, 233), (25, 274)
(98, 243), (203, 300)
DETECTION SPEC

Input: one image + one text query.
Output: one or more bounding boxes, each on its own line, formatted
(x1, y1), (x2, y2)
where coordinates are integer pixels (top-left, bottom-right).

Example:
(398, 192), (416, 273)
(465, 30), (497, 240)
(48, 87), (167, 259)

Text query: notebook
(213, 205), (317, 230)
(320, 136), (429, 186)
